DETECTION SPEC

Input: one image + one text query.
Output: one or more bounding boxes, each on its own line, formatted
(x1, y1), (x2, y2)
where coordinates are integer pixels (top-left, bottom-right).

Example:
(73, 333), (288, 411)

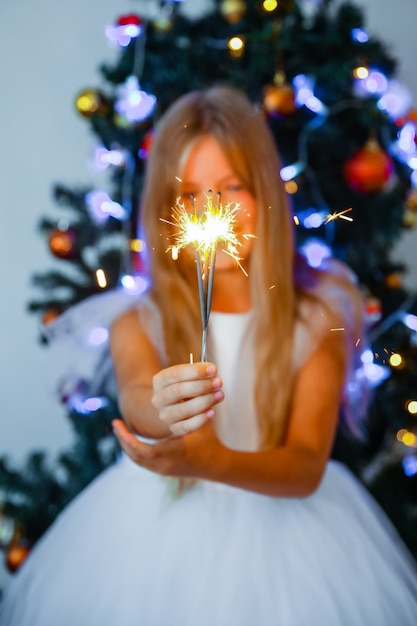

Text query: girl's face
(178, 134), (257, 272)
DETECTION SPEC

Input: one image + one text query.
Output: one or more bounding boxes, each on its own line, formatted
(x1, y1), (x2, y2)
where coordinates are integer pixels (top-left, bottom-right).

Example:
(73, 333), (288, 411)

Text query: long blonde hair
(140, 85), (360, 448)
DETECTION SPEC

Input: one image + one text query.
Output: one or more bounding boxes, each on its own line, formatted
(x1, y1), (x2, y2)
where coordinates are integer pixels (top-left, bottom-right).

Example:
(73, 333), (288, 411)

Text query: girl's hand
(112, 419), (226, 480)
(152, 361), (224, 436)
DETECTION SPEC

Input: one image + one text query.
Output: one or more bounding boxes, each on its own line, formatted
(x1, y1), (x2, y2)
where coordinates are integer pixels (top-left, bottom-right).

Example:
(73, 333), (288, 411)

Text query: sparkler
(163, 193), (243, 361)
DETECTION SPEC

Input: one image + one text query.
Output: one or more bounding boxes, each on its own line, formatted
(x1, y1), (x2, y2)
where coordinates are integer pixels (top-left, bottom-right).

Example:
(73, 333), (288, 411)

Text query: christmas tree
(1, 0), (417, 574)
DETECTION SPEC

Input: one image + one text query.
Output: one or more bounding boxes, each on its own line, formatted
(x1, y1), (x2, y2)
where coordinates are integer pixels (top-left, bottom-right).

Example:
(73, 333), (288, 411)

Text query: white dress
(1, 303), (417, 626)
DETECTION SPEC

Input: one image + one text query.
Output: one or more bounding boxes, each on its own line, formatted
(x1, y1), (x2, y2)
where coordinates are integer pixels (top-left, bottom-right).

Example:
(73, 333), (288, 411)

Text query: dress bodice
(208, 311), (258, 451)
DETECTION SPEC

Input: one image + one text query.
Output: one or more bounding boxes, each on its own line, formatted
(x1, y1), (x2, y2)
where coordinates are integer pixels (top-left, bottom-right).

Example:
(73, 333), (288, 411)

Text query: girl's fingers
(169, 412), (213, 437)
(153, 362), (217, 390)
(158, 389), (224, 426)
(153, 376), (222, 408)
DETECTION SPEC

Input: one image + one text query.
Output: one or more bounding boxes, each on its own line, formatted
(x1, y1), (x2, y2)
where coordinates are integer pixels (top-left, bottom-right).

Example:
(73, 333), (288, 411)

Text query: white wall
(0, 0), (416, 591)
(359, 0), (417, 288)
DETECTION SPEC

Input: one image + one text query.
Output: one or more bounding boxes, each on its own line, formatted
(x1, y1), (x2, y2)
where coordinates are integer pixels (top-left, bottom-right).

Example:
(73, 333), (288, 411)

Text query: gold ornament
(153, 15), (173, 33)
(403, 207), (417, 229)
(220, 0), (247, 24)
(405, 188), (417, 212)
(75, 89), (110, 119)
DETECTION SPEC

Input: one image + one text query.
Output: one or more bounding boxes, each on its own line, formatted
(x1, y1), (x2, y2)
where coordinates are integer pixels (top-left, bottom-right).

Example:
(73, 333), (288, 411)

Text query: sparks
(325, 208), (353, 224)
(164, 195), (243, 266)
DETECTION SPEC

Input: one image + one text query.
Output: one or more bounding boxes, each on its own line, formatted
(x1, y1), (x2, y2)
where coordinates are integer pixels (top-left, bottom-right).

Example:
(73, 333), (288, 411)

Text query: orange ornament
(343, 138), (393, 193)
(48, 227), (77, 259)
(385, 272), (402, 289)
(263, 83), (296, 116)
(6, 542), (31, 573)
(42, 309), (61, 325)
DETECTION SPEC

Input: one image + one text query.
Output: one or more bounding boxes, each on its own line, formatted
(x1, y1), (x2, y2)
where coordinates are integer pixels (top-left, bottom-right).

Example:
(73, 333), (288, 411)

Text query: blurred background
(1, 0), (416, 591)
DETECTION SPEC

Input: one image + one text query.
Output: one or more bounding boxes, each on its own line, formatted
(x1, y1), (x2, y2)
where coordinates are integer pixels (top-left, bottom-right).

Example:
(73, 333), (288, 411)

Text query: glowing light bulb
(263, 0), (277, 11)
(280, 162), (304, 181)
(85, 190), (128, 223)
(228, 36), (244, 56)
(407, 400), (417, 415)
(389, 353), (403, 367)
(115, 77), (157, 123)
(402, 432), (417, 447)
(403, 314), (417, 331)
(352, 28), (369, 43)
(121, 274), (148, 294)
(353, 66), (369, 80)
(96, 269), (107, 288)
(285, 181), (298, 194)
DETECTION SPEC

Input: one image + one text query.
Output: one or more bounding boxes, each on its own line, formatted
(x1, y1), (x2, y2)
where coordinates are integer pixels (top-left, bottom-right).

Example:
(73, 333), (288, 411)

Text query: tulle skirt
(1, 456), (417, 626)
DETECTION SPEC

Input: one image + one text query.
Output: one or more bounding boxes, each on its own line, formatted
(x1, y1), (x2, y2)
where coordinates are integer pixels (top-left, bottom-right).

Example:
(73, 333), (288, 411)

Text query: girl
(1, 85), (417, 625)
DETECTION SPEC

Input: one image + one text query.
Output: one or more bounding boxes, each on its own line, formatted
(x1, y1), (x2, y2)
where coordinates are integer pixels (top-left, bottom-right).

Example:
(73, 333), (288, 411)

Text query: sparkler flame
(166, 195), (243, 265)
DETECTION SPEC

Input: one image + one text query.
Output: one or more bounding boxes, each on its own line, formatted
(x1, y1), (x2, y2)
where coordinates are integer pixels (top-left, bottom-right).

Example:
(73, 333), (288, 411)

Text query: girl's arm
(112, 328), (348, 498)
(110, 308), (223, 439)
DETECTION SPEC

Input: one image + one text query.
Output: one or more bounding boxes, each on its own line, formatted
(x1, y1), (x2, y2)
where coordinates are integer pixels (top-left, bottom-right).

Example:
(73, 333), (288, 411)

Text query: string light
(406, 400), (417, 415)
(353, 66), (369, 80)
(94, 146), (126, 171)
(389, 353), (403, 367)
(285, 181), (298, 194)
(398, 430), (417, 447)
(120, 274), (148, 295)
(263, 0), (278, 11)
(130, 238), (146, 253)
(228, 36), (245, 57)
(351, 28), (369, 43)
(280, 162), (304, 181)
(95, 269), (107, 289)
(115, 76), (157, 123)
(85, 190), (128, 223)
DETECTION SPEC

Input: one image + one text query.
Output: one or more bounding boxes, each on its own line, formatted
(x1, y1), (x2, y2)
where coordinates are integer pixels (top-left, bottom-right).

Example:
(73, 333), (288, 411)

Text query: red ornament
(364, 295), (382, 325)
(139, 129), (154, 159)
(48, 227), (78, 260)
(117, 14), (142, 27)
(263, 83), (296, 117)
(343, 138), (393, 193)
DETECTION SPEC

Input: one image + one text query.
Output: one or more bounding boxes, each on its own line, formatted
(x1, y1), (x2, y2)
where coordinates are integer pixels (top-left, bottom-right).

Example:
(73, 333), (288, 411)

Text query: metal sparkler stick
(163, 192), (246, 362)
(196, 247), (216, 361)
